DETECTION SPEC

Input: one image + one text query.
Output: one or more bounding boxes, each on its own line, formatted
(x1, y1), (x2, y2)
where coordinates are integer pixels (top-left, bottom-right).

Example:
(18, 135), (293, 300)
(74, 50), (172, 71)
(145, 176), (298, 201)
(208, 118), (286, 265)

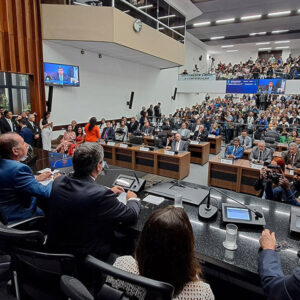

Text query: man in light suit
(225, 138), (244, 160)
(177, 123), (190, 140)
(0, 133), (53, 223)
(282, 143), (300, 169)
(250, 141), (272, 164)
(101, 121), (115, 141)
(258, 229), (300, 300)
(47, 143), (141, 260)
(238, 130), (252, 149)
(171, 133), (189, 152)
(140, 121), (154, 136)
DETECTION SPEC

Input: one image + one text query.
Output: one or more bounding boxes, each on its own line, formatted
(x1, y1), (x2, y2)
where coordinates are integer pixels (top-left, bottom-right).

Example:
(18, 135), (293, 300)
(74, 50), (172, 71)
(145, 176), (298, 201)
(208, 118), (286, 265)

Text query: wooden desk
(131, 146), (156, 174)
(273, 151), (282, 157)
(143, 136), (155, 146)
(208, 156), (242, 192)
(188, 142), (210, 165)
(208, 136), (222, 154)
(114, 144), (134, 169)
(242, 148), (252, 160)
(278, 143), (288, 152)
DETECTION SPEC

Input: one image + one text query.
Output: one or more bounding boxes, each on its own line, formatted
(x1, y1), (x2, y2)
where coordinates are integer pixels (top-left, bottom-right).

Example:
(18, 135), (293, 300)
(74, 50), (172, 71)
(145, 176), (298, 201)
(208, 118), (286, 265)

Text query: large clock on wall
(133, 19), (143, 33)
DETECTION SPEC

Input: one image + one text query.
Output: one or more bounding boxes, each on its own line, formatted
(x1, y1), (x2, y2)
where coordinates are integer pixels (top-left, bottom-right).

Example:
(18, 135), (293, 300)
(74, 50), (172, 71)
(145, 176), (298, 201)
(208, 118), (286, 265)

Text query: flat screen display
(49, 152), (73, 169)
(44, 62), (80, 86)
(258, 79), (286, 94)
(225, 207), (251, 221)
(226, 80), (258, 94)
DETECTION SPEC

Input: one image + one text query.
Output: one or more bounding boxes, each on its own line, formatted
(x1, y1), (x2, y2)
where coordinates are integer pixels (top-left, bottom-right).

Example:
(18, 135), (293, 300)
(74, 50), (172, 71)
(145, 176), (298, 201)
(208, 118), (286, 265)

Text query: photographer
(254, 157), (286, 201)
(278, 169), (300, 206)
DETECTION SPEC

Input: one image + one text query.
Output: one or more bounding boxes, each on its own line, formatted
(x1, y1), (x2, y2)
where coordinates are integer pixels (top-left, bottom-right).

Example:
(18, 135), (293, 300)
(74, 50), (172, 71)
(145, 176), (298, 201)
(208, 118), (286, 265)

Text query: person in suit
(225, 138), (244, 159)
(193, 125), (208, 142)
(250, 141), (272, 164)
(154, 102), (161, 122)
(46, 143), (141, 260)
(0, 110), (17, 134)
(282, 143), (300, 169)
(191, 119), (201, 133)
(19, 119), (33, 145)
(101, 121), (115, 141)
(170, 133), (189, 152)
(161, 119), (172, 131)
(238, 130), (252, 149)
(26, 114), (42, 147)
(140, 121), (154, 136)
(258, 229), (300, 300)
(127, 117), (139, 136)
(177, 123), (191, 140)
(0, 133), (53, 223)
(146, 105), (153, 121)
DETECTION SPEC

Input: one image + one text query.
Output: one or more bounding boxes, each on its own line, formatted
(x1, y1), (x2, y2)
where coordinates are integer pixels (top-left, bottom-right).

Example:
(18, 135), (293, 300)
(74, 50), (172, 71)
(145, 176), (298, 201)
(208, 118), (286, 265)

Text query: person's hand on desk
(226, 154), (235, 159)
(126, 191), (137, 201)
(259, 229), (276, 250)
(53, 173), (61, 180)
(111, 186), (125, 195)
(36, 171), (52, 182)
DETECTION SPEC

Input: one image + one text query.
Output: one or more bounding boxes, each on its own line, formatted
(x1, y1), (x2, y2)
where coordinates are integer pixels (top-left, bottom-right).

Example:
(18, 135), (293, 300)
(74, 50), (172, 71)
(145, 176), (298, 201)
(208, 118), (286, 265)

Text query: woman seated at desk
(68, 127), (85, 155)
(286, 129), (298, 144)
(55, 125), (76, 153)
(209, 123), (220, 136)
(108, 206), (214, 300)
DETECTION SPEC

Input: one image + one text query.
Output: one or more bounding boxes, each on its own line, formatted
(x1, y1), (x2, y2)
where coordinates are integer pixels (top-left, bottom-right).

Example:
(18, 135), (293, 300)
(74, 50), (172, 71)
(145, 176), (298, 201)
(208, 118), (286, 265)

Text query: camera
(266, 165), (283, 184)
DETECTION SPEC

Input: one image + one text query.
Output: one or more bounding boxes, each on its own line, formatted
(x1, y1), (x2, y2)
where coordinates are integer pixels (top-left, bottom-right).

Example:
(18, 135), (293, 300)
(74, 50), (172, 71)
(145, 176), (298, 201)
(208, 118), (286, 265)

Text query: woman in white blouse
(39, 112), (53, 151)
(108, 206), (214, 300)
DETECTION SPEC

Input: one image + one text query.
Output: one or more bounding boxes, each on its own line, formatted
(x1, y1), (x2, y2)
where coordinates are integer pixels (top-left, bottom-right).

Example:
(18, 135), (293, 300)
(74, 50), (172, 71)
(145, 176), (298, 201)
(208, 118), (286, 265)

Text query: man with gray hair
(282, 142), (300, 169)
(47, 143), (141, 260)
(250, 141), (272, 164)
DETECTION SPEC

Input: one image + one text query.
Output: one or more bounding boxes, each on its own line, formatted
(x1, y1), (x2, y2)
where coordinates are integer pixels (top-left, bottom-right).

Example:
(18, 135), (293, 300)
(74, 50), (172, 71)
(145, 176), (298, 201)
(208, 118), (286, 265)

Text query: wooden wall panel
(0, 0), (45, 118)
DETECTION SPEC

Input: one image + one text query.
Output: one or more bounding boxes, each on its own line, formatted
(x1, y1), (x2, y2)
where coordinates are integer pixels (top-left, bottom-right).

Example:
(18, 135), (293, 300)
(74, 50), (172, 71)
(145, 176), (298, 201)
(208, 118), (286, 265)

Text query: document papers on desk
(143, 195), (165, 205)
(117, 192), (127, 205)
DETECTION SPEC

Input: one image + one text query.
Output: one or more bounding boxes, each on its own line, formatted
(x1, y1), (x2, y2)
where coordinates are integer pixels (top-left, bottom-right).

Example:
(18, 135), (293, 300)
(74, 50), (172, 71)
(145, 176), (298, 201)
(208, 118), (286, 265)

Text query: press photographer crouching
(278, 169), (300, 206)
(254, 157), (286, 202)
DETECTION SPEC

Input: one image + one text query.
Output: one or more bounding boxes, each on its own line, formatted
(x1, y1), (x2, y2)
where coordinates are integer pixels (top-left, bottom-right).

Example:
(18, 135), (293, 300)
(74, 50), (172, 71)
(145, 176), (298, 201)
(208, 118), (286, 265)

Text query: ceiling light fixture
(210, 36), (225, 40)
(158, 14), (176, 20)
(258, 47), (272, 51)
(139, 4), (153, 9)
(216, 18), (235, 24)
(275, 46), (290, 49)
(193, 21), (211, 27)
(274, 40), (290, 44)
(170, 25), (185, 29)
(241, 14), (262, 21)
(221, 45), (234, 48)
(268, 10), (291, 17)
(272, 30), (289, 34)
(226, 50), (238, 52)
(256, 42), (271, 45)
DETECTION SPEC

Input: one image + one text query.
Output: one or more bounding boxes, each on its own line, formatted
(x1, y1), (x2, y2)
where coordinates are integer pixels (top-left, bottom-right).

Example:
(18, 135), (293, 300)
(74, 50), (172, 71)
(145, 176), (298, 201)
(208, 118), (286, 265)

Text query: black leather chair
(85, 255), (174, 300)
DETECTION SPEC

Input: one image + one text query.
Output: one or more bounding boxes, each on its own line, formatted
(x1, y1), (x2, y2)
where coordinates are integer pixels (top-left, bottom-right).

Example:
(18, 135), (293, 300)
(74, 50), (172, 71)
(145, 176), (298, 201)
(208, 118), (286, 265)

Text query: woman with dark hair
(84, 117), (100, 143)
(39, 111), (53, 151)
(108, 206), (214, 299)
(68, 127), (85, 155)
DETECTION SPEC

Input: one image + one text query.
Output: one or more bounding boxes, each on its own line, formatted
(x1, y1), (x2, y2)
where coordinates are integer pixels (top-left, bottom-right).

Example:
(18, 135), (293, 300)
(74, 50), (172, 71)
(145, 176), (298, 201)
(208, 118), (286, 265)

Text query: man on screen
(58, 66), (64, 85)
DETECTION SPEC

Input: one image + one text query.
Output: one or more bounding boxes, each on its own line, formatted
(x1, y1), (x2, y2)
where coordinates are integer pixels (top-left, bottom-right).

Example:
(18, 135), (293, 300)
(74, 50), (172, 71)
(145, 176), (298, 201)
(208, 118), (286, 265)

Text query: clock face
(133, 19), (142, 32)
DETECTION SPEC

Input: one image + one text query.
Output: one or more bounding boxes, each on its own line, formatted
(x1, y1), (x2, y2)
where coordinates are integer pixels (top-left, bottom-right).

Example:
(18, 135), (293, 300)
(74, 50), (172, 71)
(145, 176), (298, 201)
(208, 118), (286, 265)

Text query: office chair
(85, 255), (174, 300)
(61, 275), (94, 300)
(11, 248), (77, 300)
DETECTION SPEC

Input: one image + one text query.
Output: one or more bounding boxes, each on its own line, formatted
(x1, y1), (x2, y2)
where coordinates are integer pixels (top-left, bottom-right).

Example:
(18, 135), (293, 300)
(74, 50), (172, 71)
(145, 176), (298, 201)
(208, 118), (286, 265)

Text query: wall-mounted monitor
(258, 79), (286, 94)
(226, 80), (258, 94)
(44, 62), (80, 87)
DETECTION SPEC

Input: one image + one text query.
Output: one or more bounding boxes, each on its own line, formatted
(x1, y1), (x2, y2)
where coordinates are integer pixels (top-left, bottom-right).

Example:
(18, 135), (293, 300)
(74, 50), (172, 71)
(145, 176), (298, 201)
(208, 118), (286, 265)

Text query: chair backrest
(12, 248), (77, 300)
(85, 255), (174, 300)
(264, 136), (275, 144)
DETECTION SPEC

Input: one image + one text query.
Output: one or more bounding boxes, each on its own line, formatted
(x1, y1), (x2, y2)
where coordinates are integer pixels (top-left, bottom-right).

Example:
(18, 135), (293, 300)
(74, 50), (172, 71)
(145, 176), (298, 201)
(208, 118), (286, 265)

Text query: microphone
(198, 187), (218, 219)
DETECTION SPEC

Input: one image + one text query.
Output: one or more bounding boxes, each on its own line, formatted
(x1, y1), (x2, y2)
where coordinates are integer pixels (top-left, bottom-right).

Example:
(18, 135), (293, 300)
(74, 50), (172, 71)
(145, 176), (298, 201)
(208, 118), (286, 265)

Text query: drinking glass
(174, 194), (183, 208)
(223, 223), (238, 250)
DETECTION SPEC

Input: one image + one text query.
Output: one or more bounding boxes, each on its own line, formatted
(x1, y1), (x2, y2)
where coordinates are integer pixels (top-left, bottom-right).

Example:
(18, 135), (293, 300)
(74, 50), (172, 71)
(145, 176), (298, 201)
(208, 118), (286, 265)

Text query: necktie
(233, 147), (236, 155)
(176, 142), (180, 151)
(258, 151), (262, 161)
(291, 154), (295, 166)
(104, 129), (108, 139)
(242, 138), (245, 145)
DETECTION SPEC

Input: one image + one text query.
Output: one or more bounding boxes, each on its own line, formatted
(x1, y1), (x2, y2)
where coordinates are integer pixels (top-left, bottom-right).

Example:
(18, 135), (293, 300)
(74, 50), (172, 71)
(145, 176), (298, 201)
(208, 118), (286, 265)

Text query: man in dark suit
(19, 119), (33, 145)
(258, 229), (300, 299)
(282, 143), (300, 169)
(127, 117), (139, 135)
(101, 121), (115, 141)
(0, 133), (53, 223)
(154, 102), (161, 122)
(193, 125), (208, 142)
(170, 133), (189, 152)
(0, 110), (17, 134)
(47, 143), (141, 260)
(140, 121), (154, 136)
(26, 113), (42, 147)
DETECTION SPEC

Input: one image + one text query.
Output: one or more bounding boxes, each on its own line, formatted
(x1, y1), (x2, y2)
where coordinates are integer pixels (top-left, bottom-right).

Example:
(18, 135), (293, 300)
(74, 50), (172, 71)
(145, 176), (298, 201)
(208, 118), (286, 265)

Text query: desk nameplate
(221, 158), (233, 165)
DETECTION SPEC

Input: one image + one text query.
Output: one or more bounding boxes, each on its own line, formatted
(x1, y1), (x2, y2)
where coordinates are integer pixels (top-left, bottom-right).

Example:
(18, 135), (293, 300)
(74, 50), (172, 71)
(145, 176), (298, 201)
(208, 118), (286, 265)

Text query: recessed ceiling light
(249, 33), (257, 36)
(258, 47), (272, 51)
(275, 46), (290, 49)
(210, 36), (225, 40)
(216, 18), (235, 24)
(268, 11), (291, 17)
(272, 30), (289, 34)
(241, 14), (262, 21)
(193, 21), (211, 27)
(226, 50), (238, 52)
(274, 40), (290, 44)
(139, 4), (153, 9)
(158, 14), (176, 20)
(256, 42), (271, 45)
(250, 32), (266, 36)
(221, 45), (234, 48)
(298, 9), (300, 13)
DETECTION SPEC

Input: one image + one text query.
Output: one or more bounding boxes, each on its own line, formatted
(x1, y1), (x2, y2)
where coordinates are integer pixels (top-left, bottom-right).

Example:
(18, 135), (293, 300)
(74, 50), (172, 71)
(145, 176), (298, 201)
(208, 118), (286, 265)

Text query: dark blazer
(101, 127), (115, 140)
(193, 129), (208, 141)
(0, 159), (52, 223)
(141, 126), (154, 135)
(47, 175), (141, 259)
(26, 120), (42, 147)
(171, 140), (189, 152)
(258, 249), (300, 300)
(20, 127), (33, 145)
(0, 118), (17, 134)
(282, 151), (300, 168)
(127, 121), (139, 134)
